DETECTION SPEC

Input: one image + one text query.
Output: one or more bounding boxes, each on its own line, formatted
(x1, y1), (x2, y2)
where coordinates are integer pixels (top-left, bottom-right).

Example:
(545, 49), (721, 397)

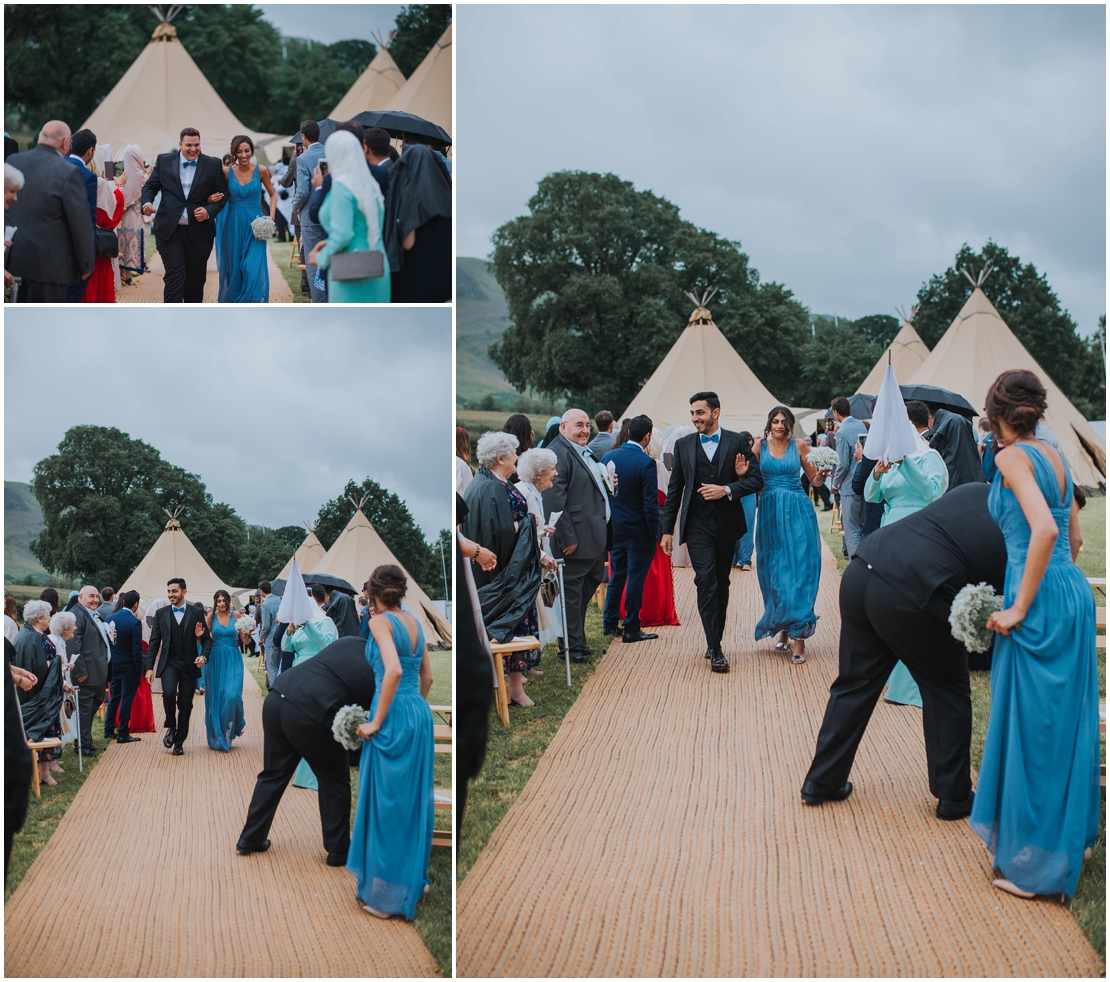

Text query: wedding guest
(456, 427), (474, 498)
(97, 587), (116, 617)
(3, 597), (18, 645)
(636, 428), (679, 628)
(383, 143), (451, 302)
(12, 601), (67, 786)
(587, 411), (616, 458)
(104, 591), (144, 743)
(516, 447), (562, 648)
(538, 417), (561, 449)
(81, 145), (125, 303)
(205, 590), (246, 753)
(46, 610), (78, 751)
(259, 580), (282, 688)
(281, 595), (339, 787)
(216, 135), (276, 303)
(38, 589), (59, 615)
(731, 430), (758, 572)
(830, 397), (866, 559)
(68, 585), (111, 756)
(291, 120), (326, 301)
(503, 414), (535, 456)
(348, 565), (435, 920)
(971, 369), (1100, 900)
(116, 143), (146, 283)
(924, 404), (987, 489)
(611, 417), (632, 451)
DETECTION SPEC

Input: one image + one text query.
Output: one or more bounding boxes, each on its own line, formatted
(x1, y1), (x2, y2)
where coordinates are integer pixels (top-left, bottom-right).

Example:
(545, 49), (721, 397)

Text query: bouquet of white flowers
(250, 216), (277, 241)
(948, 582), (1004, 653)
(331, 704), (369, 751)
(807, 446), (839, 472)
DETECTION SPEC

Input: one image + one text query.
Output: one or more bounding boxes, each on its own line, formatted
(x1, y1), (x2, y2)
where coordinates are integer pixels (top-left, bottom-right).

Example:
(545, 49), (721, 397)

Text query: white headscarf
(91, 145), (120, 215)
(324, 130), (382, 248)
(118, 142), (145, 209)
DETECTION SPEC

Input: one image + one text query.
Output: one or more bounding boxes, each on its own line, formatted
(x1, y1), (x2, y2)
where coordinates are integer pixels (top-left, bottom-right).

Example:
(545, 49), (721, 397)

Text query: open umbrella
(288, 119), (340, 144)
(848, 393), (875, 420)
(348, 109), (451, 146)
(898, 384), (977, 418)
(302, 572), (357, 596)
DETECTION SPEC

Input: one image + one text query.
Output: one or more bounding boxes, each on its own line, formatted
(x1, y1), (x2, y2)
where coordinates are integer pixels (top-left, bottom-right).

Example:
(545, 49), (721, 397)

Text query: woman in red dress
(82, 149), (125, 303)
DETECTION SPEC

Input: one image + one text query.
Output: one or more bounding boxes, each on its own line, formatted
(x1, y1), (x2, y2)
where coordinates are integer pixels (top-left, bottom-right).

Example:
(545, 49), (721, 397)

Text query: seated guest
(13, 601), (69, 786)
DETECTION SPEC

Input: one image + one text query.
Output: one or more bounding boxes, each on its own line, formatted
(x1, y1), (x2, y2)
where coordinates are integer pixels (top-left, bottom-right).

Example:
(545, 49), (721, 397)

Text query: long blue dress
(217, 164), (269, 303)
(754, 439), (821, 640)
(347, 613), (434, 920)
(969, 444), (1100, 898)
(204, 613), (245, 751)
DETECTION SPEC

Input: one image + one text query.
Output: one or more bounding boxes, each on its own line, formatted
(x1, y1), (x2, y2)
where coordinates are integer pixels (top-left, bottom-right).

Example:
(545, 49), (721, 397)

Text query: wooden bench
(1096, 606), (1106, 649)
(26, 738), (64, 798)
(432, 711), (453, 847)
(488, 636), (541, 726)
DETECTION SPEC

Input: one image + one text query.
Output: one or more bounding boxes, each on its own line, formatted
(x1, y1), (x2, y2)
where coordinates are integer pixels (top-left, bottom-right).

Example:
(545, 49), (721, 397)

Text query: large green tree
(489, 171), (812, 412)
(389, 3), (452, 78)
(795, 318), (879, 408)
(30, 426), (246, 586)
(236, 525), (305, 586)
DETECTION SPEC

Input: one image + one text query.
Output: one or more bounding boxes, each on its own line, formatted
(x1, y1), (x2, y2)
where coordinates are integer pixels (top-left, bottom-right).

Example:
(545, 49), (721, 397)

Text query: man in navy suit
(64, 128), (98, 302)
(104, 590), (144, 744)
(602, 415), (661, 644)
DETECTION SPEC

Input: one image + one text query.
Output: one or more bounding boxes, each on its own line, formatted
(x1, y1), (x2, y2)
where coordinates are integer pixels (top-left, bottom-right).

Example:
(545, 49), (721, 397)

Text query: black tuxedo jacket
(661, 428), (763, 544)
(272, 636), (376, 725)
(140, 151), (228, 242)
(144, 604), (213, 679)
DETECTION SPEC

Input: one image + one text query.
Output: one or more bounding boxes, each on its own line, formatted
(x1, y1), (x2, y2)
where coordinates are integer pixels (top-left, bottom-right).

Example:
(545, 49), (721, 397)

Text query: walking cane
(556, 558), (572, 688)
(73, 684), (83, 773)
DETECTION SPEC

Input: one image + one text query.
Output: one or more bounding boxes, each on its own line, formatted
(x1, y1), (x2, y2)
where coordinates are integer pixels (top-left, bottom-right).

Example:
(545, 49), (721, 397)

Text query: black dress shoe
(622, 630), (658, 643)
(79, 746), (98, 757)
(236, 838), (271, 856)
(602, 624), (623, 636)
(172, 746), (185, 756)
(116, 734), (141, 744)
(326, 851), (348, 867)
(710, 651), (730, 673)
(936, 791), (974, 820)
(103, 730), (116, 740)
(800, 780), (853, 805)
(705, 647), (716, 660)
(163, 726), (176, 749)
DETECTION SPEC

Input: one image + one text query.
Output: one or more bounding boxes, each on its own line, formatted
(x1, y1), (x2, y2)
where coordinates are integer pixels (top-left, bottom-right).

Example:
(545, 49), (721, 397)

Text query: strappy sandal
(791, 639), (806, 664)
(774, 631), (789, 652)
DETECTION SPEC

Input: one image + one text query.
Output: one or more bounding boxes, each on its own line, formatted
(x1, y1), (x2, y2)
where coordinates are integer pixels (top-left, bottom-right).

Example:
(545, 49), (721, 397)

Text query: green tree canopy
(795, 317), (878, 409)
(30, 426), (246, 586)
(853, 313), (900, 350)
(236, 525), (304, 587)
(389, 3), (452, 77)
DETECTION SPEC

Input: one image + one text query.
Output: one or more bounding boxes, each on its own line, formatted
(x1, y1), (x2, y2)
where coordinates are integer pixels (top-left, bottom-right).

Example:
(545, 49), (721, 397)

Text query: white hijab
(324, 130), (383, 248)
(118, 142), (145, 209)
(91, 145), (120, 215)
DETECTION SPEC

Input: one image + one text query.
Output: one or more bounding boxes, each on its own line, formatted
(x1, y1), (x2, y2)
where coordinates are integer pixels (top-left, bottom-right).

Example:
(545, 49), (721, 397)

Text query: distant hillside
(456, 257), (519, 408)
(5, 481), (46, 583)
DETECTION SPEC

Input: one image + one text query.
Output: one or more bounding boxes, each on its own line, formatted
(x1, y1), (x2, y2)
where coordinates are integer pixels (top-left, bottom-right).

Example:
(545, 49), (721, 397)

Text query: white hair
(517, 447), (558, 484)
(22, 600), (52, 624)
(476, 431), (519, 468)
(4, 162), (24, 191)
(49, 611), (77, 635)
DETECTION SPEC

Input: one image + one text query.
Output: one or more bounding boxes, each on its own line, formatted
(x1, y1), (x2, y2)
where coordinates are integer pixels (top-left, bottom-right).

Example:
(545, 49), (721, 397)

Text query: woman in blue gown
(752, 407), (832, 665)
(216, 136), (277, 303)
(204, 590), (245, 752)
(347, 565), (434, 920)
(970, 370), (1100, 900)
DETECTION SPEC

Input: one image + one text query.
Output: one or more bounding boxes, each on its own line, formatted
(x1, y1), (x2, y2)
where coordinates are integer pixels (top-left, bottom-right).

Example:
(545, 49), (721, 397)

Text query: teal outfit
(316, 183), (390, 303)
(217, 164), (269, 302)
(204, 613), (245, 751)
(282, 616), (339, 789)
(971, 445), (1100, 897)
(865, 449), (948, 706)
(347, 613), (434, 920)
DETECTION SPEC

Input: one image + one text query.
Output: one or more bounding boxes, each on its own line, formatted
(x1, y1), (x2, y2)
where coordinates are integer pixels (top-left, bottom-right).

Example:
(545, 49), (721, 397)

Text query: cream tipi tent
(621, 291), (786, 435)
(856, 305), (931, 397)
(313, 498), (451, 647)
(329, 32), (406, 120)
(80, 14), (281, 164)
(908, 269), (1106, 489)
(383, 23), (452, 138)
(275, 523), (327, 581)
(120, 509), (242, 610)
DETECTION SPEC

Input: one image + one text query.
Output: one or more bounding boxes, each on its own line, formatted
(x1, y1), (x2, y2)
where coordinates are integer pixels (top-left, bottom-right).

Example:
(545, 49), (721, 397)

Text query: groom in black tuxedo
(661, 391), (763, 673)
(144, 577), (211, 755)
(140, 127), (228, 303)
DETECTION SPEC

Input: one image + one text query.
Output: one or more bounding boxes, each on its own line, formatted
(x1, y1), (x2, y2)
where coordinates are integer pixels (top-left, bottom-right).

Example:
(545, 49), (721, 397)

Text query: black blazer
(273, 636), (376, 725)
(661, 428), (763, 543)
(140, 151), (228, 242)
(853, 483), (1006, 622)
(145, 604), (212, 679)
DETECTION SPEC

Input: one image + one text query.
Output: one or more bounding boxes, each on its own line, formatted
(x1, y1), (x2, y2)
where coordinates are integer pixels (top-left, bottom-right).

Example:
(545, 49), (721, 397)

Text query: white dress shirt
(178, 152), (197, 224)
(576, 444), (611, 522)
(699, 430), (734, 498)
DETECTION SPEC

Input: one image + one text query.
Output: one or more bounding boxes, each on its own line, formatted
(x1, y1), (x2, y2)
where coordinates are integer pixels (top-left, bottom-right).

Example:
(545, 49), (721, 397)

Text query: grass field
(267, 238), (311, 303)
(457, 410), (566, 444)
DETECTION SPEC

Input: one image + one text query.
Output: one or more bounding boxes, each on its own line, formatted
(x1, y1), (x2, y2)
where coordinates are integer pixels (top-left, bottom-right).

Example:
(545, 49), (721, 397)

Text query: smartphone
(858, 434), (867, 447)
(113, 161), (125, 178)
(319, 160), (328, 176)
(295, 142), (304, 154)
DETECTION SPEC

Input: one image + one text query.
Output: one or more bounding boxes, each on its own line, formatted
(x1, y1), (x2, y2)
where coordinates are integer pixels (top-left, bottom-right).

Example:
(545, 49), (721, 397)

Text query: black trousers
(157, 225), (213, 302)
(685, 521), (738, 652)
(105, 670), (140, 736)
(804, 560), (973, 801)
(75, 683), (106, 753)
(561, 549), (607, 655)
(603, 535), (656, 634)
(240, 692), (353, 858)
(17, 279), (67, 302)
(160, 661), (197, 748)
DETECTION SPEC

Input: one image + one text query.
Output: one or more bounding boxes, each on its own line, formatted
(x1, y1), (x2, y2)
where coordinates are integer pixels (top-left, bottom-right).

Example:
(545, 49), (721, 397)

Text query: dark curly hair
(369, 565), (407, 610)
(212, 589), (232, 611)
(985, 369), (1047, 443)
(763, 405), (796, 439)
(230, 134), (254, 158)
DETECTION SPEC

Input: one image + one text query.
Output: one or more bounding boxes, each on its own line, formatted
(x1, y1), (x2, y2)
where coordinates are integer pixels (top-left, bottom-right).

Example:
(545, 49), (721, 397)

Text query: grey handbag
(329, 249), (384, 281)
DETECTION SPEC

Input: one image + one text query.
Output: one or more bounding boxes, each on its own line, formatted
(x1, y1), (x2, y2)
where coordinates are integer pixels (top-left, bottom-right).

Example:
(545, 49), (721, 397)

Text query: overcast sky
(5, 309), (452, 539)
(458, 5), (1106, 334)
(258, 4), (403, 45)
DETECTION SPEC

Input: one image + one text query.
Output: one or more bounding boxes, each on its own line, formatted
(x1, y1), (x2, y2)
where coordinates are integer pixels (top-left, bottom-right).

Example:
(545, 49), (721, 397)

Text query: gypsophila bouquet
(250, 216), (277, 241)
(949, 582), (1003, 653)
(807, 446), (839, 472)
(332, 704), (369, 751)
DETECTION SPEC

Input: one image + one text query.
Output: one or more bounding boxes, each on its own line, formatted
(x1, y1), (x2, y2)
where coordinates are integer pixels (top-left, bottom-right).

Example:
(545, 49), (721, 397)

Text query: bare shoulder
(796, 439), (810, 456)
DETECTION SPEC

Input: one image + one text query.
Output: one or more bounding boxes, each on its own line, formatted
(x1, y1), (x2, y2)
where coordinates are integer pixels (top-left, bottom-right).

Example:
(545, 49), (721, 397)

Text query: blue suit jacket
(105, 608), (143, 674)
(602, 443), (659, 543)
(65, 156), (97, 226)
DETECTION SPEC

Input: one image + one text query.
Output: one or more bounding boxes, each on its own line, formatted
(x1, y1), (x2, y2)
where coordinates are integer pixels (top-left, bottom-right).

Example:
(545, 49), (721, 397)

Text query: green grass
(267, 238), (311, 303)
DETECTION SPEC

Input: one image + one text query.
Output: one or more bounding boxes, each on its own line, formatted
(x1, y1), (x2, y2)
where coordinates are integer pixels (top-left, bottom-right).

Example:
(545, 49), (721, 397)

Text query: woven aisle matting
(5, 666), (436, 978)
(457, 542), (1102, 977)
(116, 244), (293, 303)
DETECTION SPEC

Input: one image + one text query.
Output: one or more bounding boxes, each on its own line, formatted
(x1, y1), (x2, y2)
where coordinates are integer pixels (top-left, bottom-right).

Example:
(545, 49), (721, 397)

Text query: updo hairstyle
(368, 565), (407, 609)
(984, 369), (1047, 442)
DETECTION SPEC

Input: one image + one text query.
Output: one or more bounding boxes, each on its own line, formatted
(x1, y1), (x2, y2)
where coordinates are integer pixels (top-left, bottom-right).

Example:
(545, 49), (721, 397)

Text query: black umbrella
(303, 573), (357, 596)
(269, 578), (287, 597)
(288, 119), (340, 144)
(848, 393), (875, 421)
(347, 110), (451, 146)
(898, 384), (977, 418)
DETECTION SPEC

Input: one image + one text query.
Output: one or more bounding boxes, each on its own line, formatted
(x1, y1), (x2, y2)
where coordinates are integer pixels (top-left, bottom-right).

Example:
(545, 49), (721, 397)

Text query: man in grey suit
(830, 396), (867, 560)
(258, 580), (283, 688)
(5, 120), (96, 302)
(292, 120), (327, 302)
(586, 410), (617, 459)
(541, 408), (617, 662)
(68, 585), (112, 756)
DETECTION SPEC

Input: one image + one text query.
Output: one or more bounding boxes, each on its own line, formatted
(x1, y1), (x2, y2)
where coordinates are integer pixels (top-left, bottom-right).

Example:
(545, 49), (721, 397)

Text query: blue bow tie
(182, 159), (197, 168)
(172, 606), (185, 613)
(701, 433), (720, 444)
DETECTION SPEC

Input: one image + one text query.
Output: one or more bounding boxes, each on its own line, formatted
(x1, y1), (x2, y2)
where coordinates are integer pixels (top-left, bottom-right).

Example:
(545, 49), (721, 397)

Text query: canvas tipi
(621, 291), (786, 434)
(80, 9), (281, 163)
(275, 522), (327, 581)
(383, 23), (452, 138)
(856, 305), (930, 397)
(313, 497), (451, 647)
(120, 508), (241, 610)
(329, 31), (406, 120)
(908, 267), (1106, 488)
